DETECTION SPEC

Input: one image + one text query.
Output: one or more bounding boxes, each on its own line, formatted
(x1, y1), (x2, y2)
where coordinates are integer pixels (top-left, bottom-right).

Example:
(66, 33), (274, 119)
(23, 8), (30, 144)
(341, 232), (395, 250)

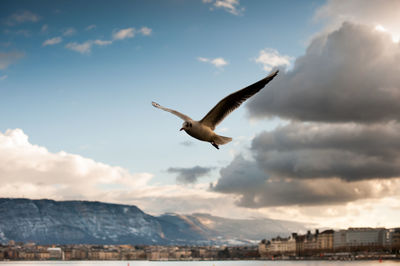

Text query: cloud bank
(213, 4), (400, 211)
(0, 129), (242, 218)
(212, 155), (398, 207)
(0, 129), (152, 200)
(248, 23), (400, 123)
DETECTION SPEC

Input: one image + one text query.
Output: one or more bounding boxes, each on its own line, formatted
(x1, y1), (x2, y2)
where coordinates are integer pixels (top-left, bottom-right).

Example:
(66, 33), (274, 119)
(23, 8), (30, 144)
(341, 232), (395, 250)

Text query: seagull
(152, 70), (278, 149)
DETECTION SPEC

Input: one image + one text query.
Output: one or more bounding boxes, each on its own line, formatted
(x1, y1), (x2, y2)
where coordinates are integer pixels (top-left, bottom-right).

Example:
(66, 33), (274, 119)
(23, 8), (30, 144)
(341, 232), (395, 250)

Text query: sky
(1, 0), (400, 230)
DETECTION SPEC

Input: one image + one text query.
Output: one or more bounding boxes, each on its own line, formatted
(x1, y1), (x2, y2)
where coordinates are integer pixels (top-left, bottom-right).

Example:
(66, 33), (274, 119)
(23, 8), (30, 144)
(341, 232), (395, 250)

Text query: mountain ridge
(0, 198), (306, 245)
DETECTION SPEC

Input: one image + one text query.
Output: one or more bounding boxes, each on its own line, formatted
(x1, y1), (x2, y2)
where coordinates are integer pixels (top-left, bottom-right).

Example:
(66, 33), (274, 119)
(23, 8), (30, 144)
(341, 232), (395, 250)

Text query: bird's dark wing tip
(269, 69), (279, 78)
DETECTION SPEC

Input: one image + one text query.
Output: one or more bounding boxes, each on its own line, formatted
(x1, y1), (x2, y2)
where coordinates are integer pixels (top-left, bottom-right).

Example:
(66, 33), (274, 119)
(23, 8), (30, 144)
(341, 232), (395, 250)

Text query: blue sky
(1, 0), (400, 228)
(0, 0), (319, 178)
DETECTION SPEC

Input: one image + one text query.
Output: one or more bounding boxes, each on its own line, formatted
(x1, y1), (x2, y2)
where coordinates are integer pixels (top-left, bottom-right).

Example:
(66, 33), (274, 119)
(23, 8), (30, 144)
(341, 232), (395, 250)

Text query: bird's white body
(183, 120), (214, 142)
(152, 70), (278, 149)
(180, 120), (232, 146)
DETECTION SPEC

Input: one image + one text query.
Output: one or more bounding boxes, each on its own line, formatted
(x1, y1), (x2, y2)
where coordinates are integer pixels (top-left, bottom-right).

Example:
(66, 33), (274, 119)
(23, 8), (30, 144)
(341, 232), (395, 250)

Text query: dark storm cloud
(167, 166), (214, 184)
(251, 122), (400, 181)
(247, 22), (400, 123)
(212, 156), (391, 207)
(216, 22), (400, 208)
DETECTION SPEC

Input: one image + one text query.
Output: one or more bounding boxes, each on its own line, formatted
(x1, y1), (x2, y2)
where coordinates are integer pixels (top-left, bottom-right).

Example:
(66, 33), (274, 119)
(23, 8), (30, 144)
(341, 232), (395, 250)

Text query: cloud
(5, 10), (40, 26)
(247, 22), (400, 123)
(315, 0), (400, 42)
(0, 129), (245, 219)
(0, 51), (24, 70)
(254, 48), (293, 72)
(64, 26), (151, 54)
(42, 37), (62, 46)
(180, 140), (195, 147)
(0, 129), (153, 201)
(65, 39), (111, 54)
(93, 40), (112, 46)
(251, 122), (400, 181)
(167, 166), (214, 184)
(139, 27), (152, 36)
(197, 57), (228, 68)
(85, 24), (96, 31)
(0, 75), (7, 81)
(113, 28), (135, 40)
(203, 0), (244, 15)
(212, 155), (400, 207)
(41, 24), (48, 33)
(63, 27), (77, 37)
(210, 0), (400, 219)
(65, 41), (93, 54)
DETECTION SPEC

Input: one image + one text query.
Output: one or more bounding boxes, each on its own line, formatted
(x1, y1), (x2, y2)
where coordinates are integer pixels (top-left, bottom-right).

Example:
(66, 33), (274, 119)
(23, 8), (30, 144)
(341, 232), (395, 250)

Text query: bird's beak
(180, 128), (184, 131)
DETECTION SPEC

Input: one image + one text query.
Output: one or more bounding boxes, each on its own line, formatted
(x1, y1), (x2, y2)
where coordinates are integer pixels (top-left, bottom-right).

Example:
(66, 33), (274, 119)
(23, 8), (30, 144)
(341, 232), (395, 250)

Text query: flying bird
(152, 70), (279, 149)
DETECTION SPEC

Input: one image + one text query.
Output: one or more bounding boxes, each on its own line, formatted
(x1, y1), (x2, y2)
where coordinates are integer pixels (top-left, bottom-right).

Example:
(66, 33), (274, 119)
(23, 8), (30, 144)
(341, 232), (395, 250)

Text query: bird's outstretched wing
(200, 70), (279, 130)
(152, 101), (192, 121)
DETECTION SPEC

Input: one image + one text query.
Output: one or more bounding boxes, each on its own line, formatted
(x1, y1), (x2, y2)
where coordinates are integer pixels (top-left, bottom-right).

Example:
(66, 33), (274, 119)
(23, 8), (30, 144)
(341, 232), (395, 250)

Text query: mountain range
(0, 198), (306, 245)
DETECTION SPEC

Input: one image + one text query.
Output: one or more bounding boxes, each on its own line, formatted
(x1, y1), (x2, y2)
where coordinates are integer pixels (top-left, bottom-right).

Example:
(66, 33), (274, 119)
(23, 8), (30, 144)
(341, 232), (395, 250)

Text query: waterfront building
(48, 247), (63, 260)
(317, 230), (334, 252)
(333, 230), (347, 251)
(391, 228), (400, 252)
(260, 235), (296, 256)
(303, 230), (319, 255)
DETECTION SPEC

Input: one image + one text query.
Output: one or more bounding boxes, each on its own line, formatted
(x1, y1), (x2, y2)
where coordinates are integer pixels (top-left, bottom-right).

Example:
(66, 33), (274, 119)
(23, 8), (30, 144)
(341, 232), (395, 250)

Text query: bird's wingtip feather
(270, 69), (279, 76)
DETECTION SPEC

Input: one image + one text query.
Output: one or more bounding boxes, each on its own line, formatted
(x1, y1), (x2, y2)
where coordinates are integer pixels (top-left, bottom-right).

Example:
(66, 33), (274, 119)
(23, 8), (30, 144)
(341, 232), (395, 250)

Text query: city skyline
(1, 0), (400, 229)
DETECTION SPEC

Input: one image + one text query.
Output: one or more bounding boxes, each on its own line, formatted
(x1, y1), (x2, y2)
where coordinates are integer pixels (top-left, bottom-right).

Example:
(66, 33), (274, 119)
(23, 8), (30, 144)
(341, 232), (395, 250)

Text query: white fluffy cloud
(203, 0), (244, 15)
(112, 27), (151, 40)
(42, 37), (62, 46)
(112, 28), (135, 40)
(0, 129), (152, 200)
(65, 39), (112, 54)
(139, 27), (152, 36)
(0, 129), (242, 219)
(65, 41), (93, 54)
(255, 48), (293, 72)
(198, 57), (228, 68)
(65, 26), (151, 54)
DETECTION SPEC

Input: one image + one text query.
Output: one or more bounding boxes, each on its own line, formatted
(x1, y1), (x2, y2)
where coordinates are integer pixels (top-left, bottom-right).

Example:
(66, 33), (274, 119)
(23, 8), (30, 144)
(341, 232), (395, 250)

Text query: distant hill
(0, 198), (306, 245)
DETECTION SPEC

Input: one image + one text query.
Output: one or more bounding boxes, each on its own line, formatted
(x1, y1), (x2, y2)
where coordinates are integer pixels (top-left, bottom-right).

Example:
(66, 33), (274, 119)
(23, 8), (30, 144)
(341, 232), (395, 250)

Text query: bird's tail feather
(214, 135), (232, 145)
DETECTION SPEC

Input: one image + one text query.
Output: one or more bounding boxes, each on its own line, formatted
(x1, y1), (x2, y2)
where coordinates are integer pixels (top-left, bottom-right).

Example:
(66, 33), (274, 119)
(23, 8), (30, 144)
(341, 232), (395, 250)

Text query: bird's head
(180, 121), (193, 131)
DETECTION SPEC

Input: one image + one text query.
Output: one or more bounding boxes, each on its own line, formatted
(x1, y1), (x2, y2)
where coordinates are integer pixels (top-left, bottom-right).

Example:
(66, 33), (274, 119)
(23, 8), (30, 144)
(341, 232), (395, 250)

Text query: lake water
(0, 261), (399, 266)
